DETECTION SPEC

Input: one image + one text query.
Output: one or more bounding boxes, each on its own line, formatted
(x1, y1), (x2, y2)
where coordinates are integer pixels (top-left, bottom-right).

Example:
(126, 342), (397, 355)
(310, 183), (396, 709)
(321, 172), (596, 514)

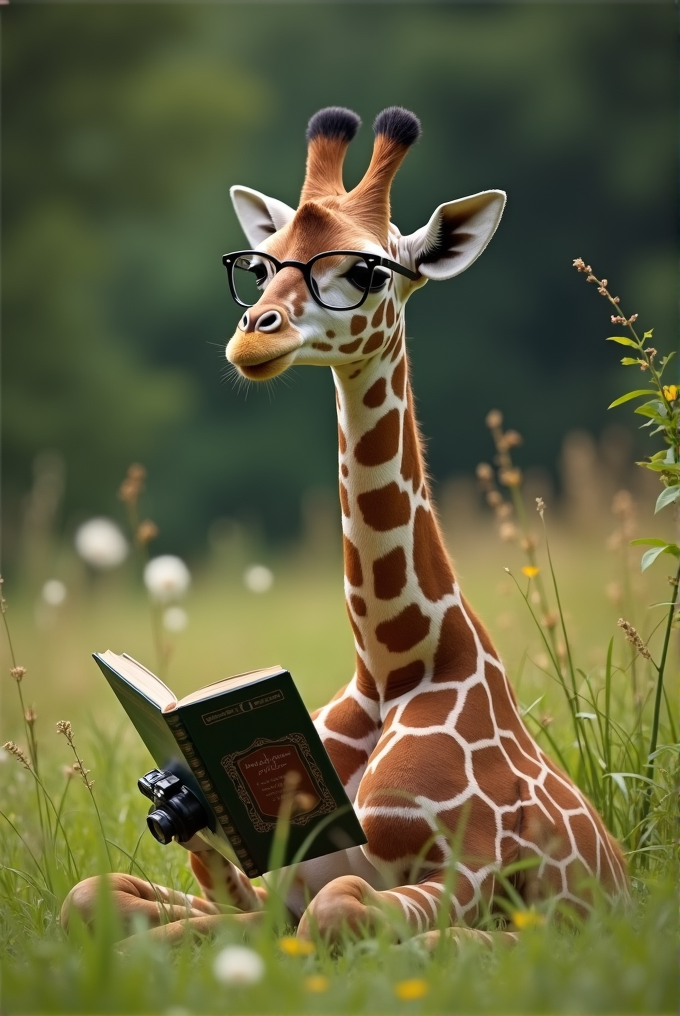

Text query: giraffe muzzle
(226, 328), (303, 381)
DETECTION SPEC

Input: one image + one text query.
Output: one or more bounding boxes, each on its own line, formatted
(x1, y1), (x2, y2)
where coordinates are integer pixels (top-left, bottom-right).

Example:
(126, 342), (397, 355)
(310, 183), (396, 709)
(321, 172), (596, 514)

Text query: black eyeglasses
(222, 249), (420, 312)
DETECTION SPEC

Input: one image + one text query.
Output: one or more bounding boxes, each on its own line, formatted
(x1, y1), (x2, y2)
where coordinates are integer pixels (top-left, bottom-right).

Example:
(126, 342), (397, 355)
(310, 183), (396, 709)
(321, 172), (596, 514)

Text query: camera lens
(147, 809), (176, 845)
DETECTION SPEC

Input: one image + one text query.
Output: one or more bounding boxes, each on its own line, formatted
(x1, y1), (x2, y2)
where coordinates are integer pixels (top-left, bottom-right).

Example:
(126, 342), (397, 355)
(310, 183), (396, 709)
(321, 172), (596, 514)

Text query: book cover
(93, 652), (367, 877)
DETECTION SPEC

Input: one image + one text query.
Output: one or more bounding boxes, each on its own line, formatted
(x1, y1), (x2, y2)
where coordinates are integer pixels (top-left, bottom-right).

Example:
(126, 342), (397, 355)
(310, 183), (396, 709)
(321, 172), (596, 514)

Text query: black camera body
(137, 768), (209, 845)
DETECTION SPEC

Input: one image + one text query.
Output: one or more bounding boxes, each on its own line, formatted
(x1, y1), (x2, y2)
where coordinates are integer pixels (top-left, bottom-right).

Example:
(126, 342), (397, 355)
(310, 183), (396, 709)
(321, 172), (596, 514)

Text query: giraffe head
(225, 106), (505, 380)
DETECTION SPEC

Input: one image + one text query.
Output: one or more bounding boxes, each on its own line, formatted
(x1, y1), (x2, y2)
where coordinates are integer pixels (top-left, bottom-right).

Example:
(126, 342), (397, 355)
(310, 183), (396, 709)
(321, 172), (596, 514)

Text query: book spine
(164, 711), (261, 878)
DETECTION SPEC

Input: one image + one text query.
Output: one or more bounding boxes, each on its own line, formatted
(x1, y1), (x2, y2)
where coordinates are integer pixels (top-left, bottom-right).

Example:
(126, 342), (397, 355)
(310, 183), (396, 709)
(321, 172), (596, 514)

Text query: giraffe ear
(230, 185), (297, 247)
(400, 190), (506, 280)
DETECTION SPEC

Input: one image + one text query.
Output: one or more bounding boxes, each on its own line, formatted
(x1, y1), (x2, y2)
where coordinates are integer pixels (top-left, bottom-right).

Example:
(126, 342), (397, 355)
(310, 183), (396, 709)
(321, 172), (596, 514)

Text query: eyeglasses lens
(232, 255), (272, 306)
(310, 255), (375, 310)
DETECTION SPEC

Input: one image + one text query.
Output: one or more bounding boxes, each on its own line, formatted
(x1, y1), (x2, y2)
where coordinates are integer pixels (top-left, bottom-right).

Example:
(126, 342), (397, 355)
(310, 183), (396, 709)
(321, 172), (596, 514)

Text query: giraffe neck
(333, 323), (474, 709)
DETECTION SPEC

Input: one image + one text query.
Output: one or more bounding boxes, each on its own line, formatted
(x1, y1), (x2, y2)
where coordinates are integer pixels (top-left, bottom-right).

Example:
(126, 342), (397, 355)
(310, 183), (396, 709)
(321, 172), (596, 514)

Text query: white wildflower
(144, 556), (191, 603)
(163, 606), (188, 632)
(212, 945), (265, 986)
(74, 518), (129, 570)
(42, 579), (67, 606)
(243, 564), (273, 594)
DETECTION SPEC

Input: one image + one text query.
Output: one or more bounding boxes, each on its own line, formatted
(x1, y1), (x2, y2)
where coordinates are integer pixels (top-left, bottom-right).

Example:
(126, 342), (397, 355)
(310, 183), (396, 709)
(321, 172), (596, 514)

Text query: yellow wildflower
(304, 975), (329, 993)
(394, 979), (429, 1001)
(521, 566), (540, 578)
(278, 935), (315, 957)
(512, 908), (546, 929)
(663, 384), (677, 403)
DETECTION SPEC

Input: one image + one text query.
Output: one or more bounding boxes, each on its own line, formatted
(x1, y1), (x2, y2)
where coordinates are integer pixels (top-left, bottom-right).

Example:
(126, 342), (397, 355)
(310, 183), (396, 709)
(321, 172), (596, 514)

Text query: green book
(93, 651), (366, 877)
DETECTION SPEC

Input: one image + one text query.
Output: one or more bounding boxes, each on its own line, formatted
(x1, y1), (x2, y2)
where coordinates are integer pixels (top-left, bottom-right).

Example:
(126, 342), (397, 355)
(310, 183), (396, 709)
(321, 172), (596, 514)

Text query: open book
(94, 651), (366, 876)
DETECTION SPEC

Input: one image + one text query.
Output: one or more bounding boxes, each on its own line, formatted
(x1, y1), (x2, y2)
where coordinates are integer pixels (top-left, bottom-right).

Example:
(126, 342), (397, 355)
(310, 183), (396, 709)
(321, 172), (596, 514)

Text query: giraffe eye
(344, 262), (390, 293)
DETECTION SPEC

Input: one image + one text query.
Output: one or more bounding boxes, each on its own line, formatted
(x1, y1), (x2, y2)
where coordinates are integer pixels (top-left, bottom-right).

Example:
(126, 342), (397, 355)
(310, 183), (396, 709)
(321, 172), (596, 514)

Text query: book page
(99, 651), (177, 711)
(176, 665), (284, 708)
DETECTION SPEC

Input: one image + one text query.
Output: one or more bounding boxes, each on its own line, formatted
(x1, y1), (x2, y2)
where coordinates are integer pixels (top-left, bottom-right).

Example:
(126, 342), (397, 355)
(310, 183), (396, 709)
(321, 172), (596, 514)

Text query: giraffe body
(61, 107), (627, 944)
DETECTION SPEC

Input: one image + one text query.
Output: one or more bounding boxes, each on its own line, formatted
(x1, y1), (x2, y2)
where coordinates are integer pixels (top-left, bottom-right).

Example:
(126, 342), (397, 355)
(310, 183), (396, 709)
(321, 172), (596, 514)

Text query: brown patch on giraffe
(358, 482), (410, 531)
(384, 660), (426, 701)
(363, 815), (445, 872)
(391, 356), (407, 399)
(470, 746), (518, 803)
(400, 400), (423, 491)
(312, 341), (333, 351)
(531, 790), (572, 858)
(326, 330), (336, 339)
(499, 734), (543, 780)
(338, 425), (347, 454)
(339, 482), (350, 517)
(190, 853), (214, 891)
(343, 535), (363, 586)
(413, 506), (454, 602)
(391, 340), (402, 362)
(346, 606), (365, 649)
(439, 794), (505, 868)
(356, 656), (379, 701)
(566, 812), (598, 872)
(339, 337), (362, 354)
(362, 330), (384, 355)
(325, 697), (377, 740)
(433, 605), (478, 681)
(381, 322), (402, 361)
(371, 300), (385, 328)
(400, 688), (459, 728)
(323, 738), (368, 785)
(543, 769), (582, 811)
(350, 594), (367, 617)
(373, 545), (407, 600)
(359, 733), (463, 809)
(349, 369), (361, 379)
(341, 463), (349, 477)
(386, 299), (395, 328)
(363, 377), (387, 408)
(456, 682), (496, 742)
(350, 314), (367, 336)
(354, 408), (400, 467)
(376, 603), (430, 653)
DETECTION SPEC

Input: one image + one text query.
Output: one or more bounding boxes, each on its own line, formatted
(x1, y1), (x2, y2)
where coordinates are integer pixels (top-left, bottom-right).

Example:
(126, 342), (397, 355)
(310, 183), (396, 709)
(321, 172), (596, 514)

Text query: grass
(1, 511), (678, 1014)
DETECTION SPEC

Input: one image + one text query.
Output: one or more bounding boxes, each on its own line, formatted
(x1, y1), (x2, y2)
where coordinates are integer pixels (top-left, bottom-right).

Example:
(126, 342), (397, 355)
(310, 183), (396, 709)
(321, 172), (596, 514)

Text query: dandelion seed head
(212, 945), (265, 986)
(42, 580), (67, 606)
(243, 564), (274, 594)
(163, 606), (188, 632)
(144, 556), (191, 603)
(75, 518), (129, 570)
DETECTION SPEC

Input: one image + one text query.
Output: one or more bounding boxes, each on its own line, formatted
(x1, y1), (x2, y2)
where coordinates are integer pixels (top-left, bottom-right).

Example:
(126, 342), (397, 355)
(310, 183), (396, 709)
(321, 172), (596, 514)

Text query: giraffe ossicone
(61, 105), (627, 947)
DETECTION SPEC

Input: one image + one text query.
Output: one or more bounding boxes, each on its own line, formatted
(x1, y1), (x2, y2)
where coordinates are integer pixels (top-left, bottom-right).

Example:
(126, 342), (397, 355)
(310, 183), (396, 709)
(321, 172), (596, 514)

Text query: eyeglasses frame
(222, 249), (421, 311)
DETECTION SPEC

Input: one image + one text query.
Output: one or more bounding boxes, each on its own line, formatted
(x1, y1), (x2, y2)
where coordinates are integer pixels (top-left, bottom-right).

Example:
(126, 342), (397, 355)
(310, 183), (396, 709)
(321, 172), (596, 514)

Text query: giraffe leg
(296, 871), (515, 948)
(60, 873), (225, 934)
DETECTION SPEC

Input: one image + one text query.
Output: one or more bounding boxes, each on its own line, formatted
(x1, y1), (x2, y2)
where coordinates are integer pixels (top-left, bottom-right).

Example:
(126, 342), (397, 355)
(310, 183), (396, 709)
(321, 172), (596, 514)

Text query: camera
(137, 768), (209, 845)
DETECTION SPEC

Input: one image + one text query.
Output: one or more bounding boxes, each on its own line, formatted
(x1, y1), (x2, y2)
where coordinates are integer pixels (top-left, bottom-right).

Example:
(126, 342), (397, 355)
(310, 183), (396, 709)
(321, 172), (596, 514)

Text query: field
(1, 489), (678, 1014)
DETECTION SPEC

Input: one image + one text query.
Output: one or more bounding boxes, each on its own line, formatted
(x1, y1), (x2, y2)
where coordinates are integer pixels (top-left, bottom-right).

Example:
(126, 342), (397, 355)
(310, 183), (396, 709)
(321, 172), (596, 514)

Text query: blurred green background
(3, 2), (675, 568)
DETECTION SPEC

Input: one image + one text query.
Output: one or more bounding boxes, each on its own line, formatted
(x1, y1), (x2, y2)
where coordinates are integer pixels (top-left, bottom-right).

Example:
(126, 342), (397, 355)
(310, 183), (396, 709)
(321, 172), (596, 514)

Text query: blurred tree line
(2, 3), (675, 566)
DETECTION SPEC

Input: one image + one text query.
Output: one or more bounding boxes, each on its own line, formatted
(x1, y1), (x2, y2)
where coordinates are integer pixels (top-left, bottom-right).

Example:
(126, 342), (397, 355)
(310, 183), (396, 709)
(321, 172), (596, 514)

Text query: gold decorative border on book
(221, 733), (337, 835)
(164, 712), (260, 878)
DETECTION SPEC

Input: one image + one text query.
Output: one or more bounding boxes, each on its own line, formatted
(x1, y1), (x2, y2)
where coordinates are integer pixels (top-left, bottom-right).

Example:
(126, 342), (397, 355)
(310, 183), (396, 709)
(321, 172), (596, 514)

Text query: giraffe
(61, 106), (627, 947)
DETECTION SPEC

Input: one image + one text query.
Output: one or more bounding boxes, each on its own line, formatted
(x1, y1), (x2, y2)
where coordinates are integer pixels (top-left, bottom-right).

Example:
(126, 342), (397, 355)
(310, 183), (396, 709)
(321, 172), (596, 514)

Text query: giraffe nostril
(241, 313), (249, 330)
(255, 311), (282, 333)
